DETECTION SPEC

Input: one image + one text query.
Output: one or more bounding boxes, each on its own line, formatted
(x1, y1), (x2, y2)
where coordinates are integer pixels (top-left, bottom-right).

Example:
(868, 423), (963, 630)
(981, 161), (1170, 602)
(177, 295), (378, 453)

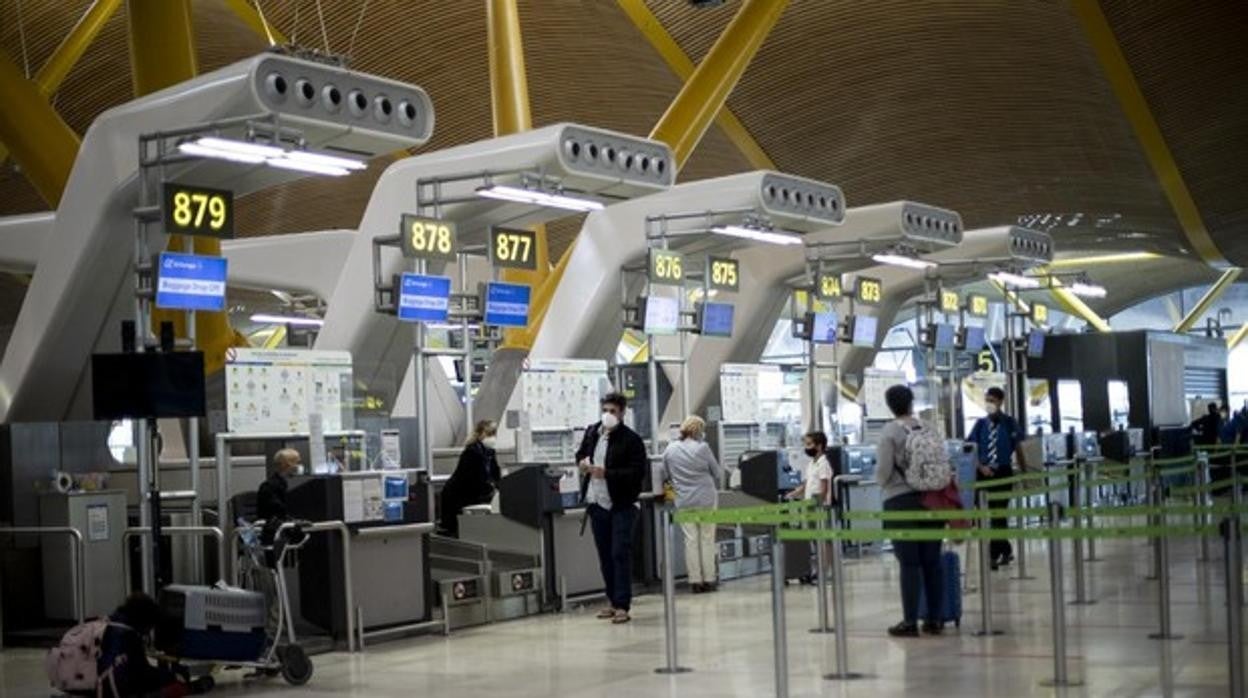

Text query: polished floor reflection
(3, 535), (1239, 697)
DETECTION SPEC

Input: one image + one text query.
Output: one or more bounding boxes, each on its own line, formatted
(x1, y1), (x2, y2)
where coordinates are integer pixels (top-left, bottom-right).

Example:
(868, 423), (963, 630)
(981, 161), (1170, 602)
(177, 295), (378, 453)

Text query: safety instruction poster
(719, 363), (783, 423)
(225, 348), (354, 434)
(521, 359), (610, 429)
(861, 368), (908, 419)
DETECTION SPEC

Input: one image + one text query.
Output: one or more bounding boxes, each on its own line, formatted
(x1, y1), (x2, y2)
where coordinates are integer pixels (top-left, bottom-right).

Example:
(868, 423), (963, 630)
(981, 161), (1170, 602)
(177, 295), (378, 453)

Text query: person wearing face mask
(966, 387), (1028, 570)
(255, 448), (305, 641)
(784, 431), (835, 585)
(576, 392), (648, 624)
(440, 420), (502, 538)
(661, 415), (723, 593)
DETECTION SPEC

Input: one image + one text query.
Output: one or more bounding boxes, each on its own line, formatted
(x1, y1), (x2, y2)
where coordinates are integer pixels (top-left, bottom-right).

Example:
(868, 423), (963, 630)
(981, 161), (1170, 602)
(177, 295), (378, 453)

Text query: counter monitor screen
(698, 301), (734, 337)
(642, 295), (679, 335)
(849, 315), (878, 347)
(959, 325), (985, 352)
(933, 323), (956, 350)
(1027, 329), (1046, 358)
(809, 311), (838, 344)
(92, 351), (206, 419)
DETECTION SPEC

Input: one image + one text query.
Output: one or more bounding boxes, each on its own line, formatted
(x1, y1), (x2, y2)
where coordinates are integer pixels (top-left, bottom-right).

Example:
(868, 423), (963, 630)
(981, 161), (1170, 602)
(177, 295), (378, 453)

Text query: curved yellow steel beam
(0, 50), (81, 207)
(1173, 267), (1242, 334)
(222, 0), (288, 45)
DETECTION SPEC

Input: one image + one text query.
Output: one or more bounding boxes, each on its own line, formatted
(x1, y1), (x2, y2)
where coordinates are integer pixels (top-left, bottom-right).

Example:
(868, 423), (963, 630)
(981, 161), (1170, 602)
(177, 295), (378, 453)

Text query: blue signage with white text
(484, 282), (531, 328)
(398, 273), (452, 323)
(155, 252), (228, 312)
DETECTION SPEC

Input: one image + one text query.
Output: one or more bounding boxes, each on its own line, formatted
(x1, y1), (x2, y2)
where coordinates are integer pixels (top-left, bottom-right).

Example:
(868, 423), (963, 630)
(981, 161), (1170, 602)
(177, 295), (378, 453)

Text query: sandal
(597, 608), (617, 619)
(611, 610), (632, 624)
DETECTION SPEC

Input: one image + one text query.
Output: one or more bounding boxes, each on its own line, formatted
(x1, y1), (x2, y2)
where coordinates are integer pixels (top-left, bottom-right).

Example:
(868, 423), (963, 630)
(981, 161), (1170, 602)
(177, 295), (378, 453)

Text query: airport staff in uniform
(440, 420), (502, 538)
(576, 392), (647, 625)
(967, 387), (1027, 570)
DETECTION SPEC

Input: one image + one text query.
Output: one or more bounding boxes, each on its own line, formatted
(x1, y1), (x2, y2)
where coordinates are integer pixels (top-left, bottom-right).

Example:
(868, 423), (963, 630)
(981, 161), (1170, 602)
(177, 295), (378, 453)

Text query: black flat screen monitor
(928, 323), (956, 350)
(1026, 329), (1046, 358)
(809, 311), (838, 344)
(849, 315), (878, 347)
(92, 351), (206, 419)
(698, 301), (734, 337)
(960, 325), (985, 352)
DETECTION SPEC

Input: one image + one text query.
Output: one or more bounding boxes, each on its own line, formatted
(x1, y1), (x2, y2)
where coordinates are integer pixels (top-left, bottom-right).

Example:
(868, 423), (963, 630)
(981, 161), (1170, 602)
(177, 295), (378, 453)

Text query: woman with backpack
(875, 384), (946, 637)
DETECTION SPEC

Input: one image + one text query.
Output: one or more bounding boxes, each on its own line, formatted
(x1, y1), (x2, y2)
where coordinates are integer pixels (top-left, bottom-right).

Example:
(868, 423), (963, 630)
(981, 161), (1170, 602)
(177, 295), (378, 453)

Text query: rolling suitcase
(917, 549), (962, 627)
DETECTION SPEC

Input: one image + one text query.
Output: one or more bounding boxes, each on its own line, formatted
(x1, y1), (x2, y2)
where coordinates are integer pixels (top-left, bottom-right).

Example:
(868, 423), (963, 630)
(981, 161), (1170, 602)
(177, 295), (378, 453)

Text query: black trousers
(977, 470), (1014, 561)
(884, 492), (943, 625)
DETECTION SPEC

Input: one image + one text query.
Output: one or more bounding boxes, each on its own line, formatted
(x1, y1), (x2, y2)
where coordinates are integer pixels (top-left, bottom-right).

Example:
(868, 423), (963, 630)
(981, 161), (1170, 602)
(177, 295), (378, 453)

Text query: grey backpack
(902, 422), (954, 491)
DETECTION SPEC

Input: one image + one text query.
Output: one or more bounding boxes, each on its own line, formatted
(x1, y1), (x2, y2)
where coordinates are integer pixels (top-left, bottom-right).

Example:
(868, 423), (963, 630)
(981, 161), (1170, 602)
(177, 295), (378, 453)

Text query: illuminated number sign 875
(708, 257), (739, 292)
(400, 214), (457, 260)
(163, 183), (233, 238)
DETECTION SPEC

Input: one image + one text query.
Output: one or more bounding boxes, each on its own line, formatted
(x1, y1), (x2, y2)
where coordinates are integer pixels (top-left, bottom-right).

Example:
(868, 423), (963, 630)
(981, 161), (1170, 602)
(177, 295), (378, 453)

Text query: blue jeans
(588, 504), (637, 612)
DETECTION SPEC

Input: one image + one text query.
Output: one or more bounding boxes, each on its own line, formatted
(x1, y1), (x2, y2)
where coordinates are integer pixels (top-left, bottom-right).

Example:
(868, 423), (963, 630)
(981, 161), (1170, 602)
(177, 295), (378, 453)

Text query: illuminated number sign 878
(400, 214), (457, 260)
(163, 183), (233, 238)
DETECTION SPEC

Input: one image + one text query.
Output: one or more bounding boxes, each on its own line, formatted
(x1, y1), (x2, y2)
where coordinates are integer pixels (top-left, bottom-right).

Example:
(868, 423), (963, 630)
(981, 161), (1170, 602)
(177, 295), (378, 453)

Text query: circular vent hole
(374, 96), (393, 122)
(398, 100), (417, 126)
(348, 90), (368, 116)
(295, 79), (315, 106)
(265, 73), (288, 97)
(322, 85), (341, 111)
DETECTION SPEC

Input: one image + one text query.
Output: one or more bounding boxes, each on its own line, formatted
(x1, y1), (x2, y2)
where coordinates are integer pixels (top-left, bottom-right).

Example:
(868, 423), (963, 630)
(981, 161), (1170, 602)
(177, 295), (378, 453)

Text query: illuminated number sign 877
(400, 214), (457, 260)
(490, 227), (538, 270)
(163, 183), (233, 238)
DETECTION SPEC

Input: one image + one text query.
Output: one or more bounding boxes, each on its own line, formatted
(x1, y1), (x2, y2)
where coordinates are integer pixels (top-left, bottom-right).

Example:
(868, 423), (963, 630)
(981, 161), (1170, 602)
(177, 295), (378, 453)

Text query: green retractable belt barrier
(969, 468), (1079, 490)
(983, 482), (1070, 502)
(777, 523), (1219, 543)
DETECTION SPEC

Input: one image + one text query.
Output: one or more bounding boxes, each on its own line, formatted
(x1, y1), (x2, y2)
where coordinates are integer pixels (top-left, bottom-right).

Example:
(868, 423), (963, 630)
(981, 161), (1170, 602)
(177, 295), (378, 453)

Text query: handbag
(921, 480), (970, 529)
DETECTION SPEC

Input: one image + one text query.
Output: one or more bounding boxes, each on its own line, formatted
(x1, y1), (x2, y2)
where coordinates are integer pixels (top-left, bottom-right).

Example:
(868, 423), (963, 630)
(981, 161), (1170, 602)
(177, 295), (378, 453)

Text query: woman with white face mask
(440, 420), (502, 538)
(661, 416), (723, 592)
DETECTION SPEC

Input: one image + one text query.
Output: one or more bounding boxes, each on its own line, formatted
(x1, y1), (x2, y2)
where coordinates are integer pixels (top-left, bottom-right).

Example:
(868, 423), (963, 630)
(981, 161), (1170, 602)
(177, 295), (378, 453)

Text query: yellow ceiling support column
(1047, 284), (1112, 332)
(487, 0), (551, 350)
(1072, 0), (1227, 267)
(222, 0), (287, 45)
(1228, 323), (1248, 352)
(0, 0), (121, 164)
(1173, 267), (1242, 334)
(0, 51), (81, 207)
(128, 0), (248, 372)
(648, 0), (789, 170)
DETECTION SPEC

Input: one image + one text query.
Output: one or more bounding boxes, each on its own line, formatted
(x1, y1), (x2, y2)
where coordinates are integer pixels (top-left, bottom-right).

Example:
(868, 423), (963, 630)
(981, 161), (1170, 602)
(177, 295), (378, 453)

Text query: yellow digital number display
(707, 257), (739, 292)
(400, 214), (457, 260)
(816, 272), (843, 300)
(489, 227), (538, 270)
(163, 183), (233, 238)
(968, 293), (989, 318)
(977, 349), (998, 373)
(649, 249), (685, 286)
(1032, 302), (1049, 325)
(941, 290), (961, 314)
(856, 276), (883, 306)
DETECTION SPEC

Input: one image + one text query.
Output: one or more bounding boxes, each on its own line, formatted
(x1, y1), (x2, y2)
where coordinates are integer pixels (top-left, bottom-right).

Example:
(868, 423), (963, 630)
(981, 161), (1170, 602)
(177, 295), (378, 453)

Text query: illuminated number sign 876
(649, 249), (685, 286)
(163, 183), (233, 238)
(400, 214), (457, 260)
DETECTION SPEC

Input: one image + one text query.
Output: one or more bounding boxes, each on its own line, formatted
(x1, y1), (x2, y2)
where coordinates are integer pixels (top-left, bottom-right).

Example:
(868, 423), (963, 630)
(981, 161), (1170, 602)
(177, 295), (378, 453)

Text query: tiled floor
(3, 535), (1240, 697)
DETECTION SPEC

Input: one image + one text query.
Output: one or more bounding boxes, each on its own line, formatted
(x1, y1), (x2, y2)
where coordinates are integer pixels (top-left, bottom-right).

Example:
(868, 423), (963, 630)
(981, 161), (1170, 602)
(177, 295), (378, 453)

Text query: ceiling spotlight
(709, 225), (803, 246)
(988, 271), (1041, 289)
(871, 253), (935, 270)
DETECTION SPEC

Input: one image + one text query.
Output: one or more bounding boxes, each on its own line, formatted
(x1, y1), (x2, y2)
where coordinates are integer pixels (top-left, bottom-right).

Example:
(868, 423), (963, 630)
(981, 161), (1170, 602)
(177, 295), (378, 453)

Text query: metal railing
(0, 526), (85, 623)
(121, 526), (226, 592)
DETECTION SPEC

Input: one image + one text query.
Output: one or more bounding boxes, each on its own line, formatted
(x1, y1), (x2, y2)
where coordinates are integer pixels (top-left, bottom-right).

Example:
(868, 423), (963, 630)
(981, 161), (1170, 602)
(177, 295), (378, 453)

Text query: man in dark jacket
(575, 392), (647, 624)
(255, 448), (303, 640)
(1190, 402), (1222, 447)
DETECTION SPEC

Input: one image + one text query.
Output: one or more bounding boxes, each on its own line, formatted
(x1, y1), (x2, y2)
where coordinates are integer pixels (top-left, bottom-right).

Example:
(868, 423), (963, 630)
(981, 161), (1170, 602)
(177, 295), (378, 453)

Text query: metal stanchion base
(655, 667), (693, 675)
(1011, 574), (1037, 581)
(809, 627), (835, 634)
(1039, 678), (1084, 687)
(824, 672), (871, 681)
(1147, 633), (1183, 641)
(1069, 600), (1097, 606)
(973, 629), (1005, 637)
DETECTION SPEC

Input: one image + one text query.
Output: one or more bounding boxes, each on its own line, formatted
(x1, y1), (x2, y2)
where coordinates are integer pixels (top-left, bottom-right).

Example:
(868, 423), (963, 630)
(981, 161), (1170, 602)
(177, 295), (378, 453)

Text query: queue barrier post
(1083, 457), (1101, 562)
(1013, 479), (1035, 581)
(974, 489), (1002, 636)
(656, 504), (691, 675)
(823, 505), (867, 681)
(1146, 452), (1161, 581)
(810, 504), (833, 634)
(1040, 501), (1081, 687)
(0, 526), (85, 624)
(1147, 488), (1181, 640)
(1223, 514), (1245, 697)
(1068, 468), (1093, 606)
(770, 534), (789, 698)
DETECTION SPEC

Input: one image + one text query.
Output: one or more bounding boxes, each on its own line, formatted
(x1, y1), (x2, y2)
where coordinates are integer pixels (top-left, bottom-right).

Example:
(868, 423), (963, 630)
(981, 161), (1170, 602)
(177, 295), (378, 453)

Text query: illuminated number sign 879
(400, 214), (457, 260)
(163, 183), (233, 238)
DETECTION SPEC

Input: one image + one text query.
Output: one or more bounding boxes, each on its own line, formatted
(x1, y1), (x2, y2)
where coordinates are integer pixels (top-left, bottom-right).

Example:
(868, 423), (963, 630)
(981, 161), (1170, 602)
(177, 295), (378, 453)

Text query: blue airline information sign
(155, 252), (227, 311)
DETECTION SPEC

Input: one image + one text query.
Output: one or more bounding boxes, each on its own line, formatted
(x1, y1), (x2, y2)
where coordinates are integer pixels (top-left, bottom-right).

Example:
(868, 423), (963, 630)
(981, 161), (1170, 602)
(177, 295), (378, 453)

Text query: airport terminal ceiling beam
(1173, 266), (1242, 334)
(488, 0), (551, 349)
(1073, 0), (1228, 267)
(1228, 323), (1248, 352)
(1046, 283), (1111, 333)
(0, 0), (121, 165)
(222, 0), (289, 45)
(0, 51), (81, 207)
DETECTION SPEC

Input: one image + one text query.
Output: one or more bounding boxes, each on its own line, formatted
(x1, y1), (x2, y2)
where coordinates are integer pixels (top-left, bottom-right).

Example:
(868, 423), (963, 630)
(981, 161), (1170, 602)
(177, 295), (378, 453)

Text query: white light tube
(194, 136), (285, 158)
(1068, 282), (1108, 298)
(709, 224), (803, 246)
(871, 253), (936, 270)
(988, 271), (1041, 289)
(177, 142), (267, 165)
(476, 185), (606, 212)
(283, 149), (367, 171)
(264, 157), (351, 177)
(249, 313), (325, 327)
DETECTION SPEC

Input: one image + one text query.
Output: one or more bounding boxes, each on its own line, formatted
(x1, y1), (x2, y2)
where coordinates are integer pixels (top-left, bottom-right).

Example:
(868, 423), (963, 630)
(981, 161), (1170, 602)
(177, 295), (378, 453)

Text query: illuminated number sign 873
(400, 214), (457, 260)
(856, 277), (883, 305)
(163, 183), (233, 238)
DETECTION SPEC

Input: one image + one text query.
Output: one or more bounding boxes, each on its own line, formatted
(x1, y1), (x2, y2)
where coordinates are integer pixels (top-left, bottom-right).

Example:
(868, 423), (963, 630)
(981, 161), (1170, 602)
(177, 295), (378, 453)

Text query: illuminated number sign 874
(400, 214), (457, 260)
(163, 183), (233, 238)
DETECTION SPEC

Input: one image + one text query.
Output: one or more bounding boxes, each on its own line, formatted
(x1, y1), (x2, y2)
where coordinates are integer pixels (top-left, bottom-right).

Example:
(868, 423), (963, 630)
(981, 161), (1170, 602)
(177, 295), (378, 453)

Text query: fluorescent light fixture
(871, 253), (936, 270)
(1049, 251), (1159, 268)
(177, 142), (266, 165)
(709, 224), (803, 246)
(988, 271), (1041, 289)
(249, 313), (325, 327)
(476, 184), (605, 212)
(264, 157), (351, 177)
(1067, 281), (1108, 298)
(284, 149), (367, 171)
(194, 136), (285, 158)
